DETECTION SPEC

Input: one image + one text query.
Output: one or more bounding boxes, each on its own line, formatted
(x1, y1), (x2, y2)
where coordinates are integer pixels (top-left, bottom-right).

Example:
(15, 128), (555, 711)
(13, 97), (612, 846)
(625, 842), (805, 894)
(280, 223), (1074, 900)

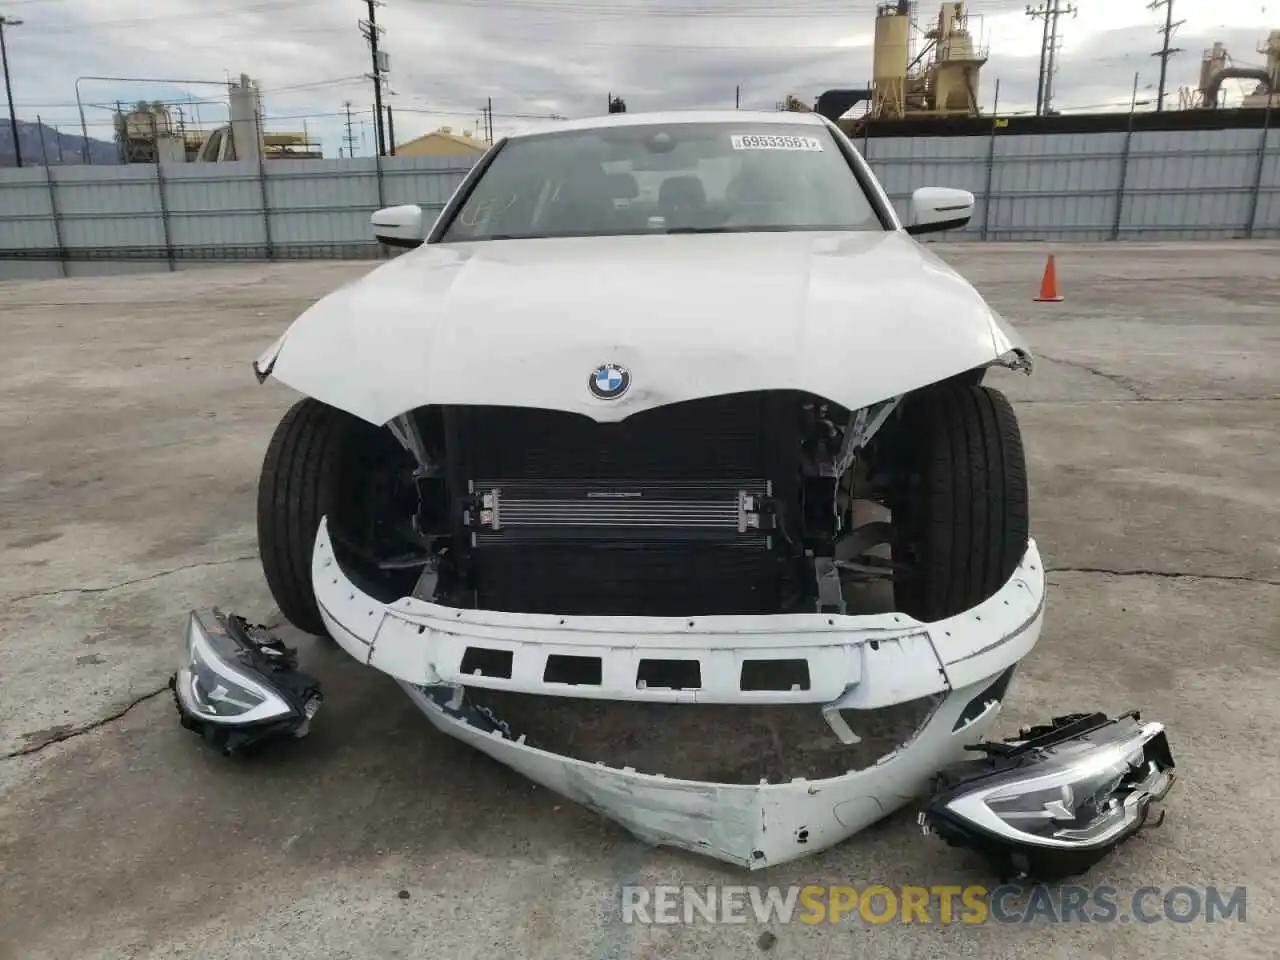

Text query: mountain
(0, 119), (118, 167)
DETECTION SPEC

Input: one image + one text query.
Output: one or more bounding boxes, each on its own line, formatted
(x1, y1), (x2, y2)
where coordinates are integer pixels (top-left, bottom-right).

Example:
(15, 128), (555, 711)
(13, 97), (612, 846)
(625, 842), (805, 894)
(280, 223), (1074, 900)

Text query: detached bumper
(400, 672), (1016, 870)
(313, 517), (1046, 867)
(312, 517), (1046, 706)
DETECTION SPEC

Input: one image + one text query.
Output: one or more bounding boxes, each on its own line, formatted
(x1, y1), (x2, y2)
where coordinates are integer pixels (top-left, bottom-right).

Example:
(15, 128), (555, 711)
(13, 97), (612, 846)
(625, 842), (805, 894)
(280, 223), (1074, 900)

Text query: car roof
(509, 110), (828, 140)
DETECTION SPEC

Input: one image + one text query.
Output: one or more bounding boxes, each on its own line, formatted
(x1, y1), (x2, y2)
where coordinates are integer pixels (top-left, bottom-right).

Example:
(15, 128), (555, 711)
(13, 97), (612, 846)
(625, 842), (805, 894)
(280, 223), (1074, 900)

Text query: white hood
(262, 231), (1027, 425)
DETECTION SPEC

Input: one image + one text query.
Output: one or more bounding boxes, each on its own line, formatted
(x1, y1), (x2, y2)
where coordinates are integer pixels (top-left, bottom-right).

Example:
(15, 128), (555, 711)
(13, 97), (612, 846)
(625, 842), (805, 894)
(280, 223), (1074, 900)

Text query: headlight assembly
(920, 711), (1176, 882)
(171, 609), (322, 755)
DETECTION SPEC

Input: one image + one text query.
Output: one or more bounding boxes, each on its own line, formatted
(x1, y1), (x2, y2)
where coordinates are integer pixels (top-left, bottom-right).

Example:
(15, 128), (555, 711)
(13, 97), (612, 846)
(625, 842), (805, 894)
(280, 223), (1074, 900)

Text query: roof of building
(397, 127), (489, 152)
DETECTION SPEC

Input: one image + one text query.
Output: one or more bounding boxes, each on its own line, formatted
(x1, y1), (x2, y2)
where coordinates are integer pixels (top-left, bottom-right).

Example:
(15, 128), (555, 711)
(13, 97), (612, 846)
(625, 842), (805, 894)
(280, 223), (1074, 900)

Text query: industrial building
(1180, 31), (1280, 110)
(779, 2), (988, 132)
(869, 0), (987, 120)
(112, 74), (321, 164)
(797, 1), (1276, 139)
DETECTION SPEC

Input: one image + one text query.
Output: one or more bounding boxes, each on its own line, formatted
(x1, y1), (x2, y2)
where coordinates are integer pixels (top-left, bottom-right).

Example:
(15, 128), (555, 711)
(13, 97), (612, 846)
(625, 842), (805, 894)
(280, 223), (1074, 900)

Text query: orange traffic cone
(1035, 254), (1064, 302)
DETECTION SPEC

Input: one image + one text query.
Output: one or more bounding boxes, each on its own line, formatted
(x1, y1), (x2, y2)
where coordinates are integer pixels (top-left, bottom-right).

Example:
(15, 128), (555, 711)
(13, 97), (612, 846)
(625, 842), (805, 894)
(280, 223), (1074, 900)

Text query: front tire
(888, 384), (1030, 623)
(257, 398), (356, 636)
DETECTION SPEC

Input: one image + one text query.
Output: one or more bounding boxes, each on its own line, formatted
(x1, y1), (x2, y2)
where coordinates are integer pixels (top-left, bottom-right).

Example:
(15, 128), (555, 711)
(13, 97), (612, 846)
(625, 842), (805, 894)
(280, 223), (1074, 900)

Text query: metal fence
(0, 123), (1276, 279)
(0, 155), (472, 279)
(863, 125), (1279, 242)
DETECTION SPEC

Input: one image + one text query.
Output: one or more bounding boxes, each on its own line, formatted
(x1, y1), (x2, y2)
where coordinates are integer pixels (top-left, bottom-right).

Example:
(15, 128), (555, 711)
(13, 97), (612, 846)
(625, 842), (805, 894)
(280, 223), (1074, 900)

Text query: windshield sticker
(730, 134), (823, 152)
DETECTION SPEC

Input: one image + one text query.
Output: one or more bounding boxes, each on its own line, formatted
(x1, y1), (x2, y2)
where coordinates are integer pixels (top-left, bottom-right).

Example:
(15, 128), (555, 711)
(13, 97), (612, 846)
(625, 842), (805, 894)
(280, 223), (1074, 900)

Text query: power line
(392, 105), (565, 120)
(17, 78), (366, 110)
(269, 109), (368, 119)
(1148, 0), (1184, 113)
(262, 74), (369, 95)
(20, 0), (326, 35)
(417, 0), (867, 17)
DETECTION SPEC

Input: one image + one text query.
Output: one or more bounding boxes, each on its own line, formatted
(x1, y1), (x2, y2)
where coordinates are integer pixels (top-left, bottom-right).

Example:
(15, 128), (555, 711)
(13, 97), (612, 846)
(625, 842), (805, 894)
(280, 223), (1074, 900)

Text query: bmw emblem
(588, 362), (631, 400)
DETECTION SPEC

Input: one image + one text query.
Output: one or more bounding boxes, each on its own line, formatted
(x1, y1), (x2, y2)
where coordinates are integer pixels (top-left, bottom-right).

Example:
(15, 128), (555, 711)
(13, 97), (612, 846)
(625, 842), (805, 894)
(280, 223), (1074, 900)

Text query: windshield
(437, 122), (884, 242)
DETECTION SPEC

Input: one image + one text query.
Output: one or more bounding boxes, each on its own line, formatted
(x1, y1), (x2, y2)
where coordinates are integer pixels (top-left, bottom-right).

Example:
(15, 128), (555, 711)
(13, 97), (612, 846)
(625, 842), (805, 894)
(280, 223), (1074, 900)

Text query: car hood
(262, 231), (1028, 425)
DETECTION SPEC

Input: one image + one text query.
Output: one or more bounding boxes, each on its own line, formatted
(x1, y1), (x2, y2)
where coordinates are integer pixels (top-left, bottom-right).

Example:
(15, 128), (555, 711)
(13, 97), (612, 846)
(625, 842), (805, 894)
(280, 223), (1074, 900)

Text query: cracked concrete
(3, 686), (170, 759)
(1048, 566), (1280, 587)
(3, 554), (259, 605)
(1, 242), (1278, 959)
(1035, 353), (1151, 400)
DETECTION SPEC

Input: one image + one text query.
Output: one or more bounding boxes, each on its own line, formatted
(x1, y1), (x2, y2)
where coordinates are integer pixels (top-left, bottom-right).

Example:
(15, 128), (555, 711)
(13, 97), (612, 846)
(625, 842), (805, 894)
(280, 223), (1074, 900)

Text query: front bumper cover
(312, 517), (1046, 706)
(401, 671), (1016, 869)
(312, 518), (1046, 868)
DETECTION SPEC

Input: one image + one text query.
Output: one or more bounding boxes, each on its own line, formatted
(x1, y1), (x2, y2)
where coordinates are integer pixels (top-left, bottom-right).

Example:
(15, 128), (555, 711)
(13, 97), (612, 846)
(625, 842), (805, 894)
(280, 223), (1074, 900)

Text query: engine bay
(330, 391), (898, 619)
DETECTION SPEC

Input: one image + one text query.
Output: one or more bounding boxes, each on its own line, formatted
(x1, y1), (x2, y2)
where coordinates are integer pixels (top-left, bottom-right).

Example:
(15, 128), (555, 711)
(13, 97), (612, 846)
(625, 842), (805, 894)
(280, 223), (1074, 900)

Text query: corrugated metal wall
(0, 155), (476, 271)
(863, 126), (1278, 241)
(0, 126), (1276, 274)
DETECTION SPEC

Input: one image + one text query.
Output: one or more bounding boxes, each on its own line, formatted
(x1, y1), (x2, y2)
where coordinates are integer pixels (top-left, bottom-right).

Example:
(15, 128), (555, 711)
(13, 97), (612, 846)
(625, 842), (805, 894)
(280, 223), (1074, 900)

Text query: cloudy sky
(4, 0), (1276, 156)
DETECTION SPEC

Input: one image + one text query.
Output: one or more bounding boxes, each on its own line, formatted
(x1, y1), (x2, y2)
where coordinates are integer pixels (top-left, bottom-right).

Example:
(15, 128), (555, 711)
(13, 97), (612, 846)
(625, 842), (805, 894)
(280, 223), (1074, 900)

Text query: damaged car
(250, 110), (1045, 869)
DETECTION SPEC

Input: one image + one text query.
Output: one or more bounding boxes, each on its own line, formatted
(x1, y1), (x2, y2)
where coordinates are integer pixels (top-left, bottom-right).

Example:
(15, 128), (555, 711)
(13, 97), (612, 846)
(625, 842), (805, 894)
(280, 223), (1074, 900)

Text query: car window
(437, 122), (884, 242)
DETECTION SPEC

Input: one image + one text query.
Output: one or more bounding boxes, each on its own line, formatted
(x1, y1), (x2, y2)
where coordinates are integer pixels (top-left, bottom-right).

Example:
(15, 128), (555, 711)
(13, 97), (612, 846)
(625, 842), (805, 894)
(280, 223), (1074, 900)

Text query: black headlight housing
(920, 711), (1176, 882)
(171, 609), (322, 756)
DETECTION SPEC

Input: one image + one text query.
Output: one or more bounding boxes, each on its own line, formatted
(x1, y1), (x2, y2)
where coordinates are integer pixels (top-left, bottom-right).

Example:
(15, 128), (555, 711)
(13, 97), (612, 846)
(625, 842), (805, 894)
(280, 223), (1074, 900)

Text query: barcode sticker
(730, 134), (824, 151)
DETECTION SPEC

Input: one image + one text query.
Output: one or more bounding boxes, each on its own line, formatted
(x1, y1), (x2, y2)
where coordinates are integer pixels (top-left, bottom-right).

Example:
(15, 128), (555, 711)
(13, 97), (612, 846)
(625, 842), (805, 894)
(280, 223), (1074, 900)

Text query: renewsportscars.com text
(621, 884), (1247, 926)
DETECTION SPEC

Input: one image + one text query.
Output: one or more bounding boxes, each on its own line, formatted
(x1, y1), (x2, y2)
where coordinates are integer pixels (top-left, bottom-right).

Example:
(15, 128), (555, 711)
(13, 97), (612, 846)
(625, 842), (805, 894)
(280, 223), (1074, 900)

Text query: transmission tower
(1149, 0), (1184, 112)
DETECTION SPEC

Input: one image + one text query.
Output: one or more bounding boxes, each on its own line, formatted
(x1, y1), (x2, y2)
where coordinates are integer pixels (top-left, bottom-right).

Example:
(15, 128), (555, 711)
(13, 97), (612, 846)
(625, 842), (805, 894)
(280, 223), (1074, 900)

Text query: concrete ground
(1, 242), (1277, 959)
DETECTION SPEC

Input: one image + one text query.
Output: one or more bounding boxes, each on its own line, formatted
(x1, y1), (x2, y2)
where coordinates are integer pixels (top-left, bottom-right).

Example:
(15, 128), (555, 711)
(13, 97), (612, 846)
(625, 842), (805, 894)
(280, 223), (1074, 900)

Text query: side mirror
(371, 204), (425, 249)
(906, 187), (974, 236)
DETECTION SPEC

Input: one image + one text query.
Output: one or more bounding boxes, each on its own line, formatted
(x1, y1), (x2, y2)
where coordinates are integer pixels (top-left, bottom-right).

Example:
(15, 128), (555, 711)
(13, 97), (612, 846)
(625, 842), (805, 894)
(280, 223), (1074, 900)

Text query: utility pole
(735, 85), (741, 109)
(487, 96), (493, 142)
(360, 0), (388, 156)
(343, 100), (358, 157)
(385, 105), (395, 155)
(1, 15), (23, 168)
(1025, 1), (1075, 116)
(1043, 1), (1071, 114)
(1148, 0), (1183, 112)
(1025, 4), (1051, 116)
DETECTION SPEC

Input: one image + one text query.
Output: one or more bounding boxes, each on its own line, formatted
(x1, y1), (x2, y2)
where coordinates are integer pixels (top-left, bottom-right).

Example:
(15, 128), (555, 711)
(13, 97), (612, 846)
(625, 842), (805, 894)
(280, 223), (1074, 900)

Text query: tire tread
(257, 398), (350, 635)
(892, 384), (1029, 622)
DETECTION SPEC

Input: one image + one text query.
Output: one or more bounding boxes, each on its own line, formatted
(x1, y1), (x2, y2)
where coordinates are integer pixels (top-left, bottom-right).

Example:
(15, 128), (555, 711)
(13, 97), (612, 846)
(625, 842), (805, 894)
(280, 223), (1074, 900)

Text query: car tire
(257, 397), (355, 637)
(889, 384), (1029, 623)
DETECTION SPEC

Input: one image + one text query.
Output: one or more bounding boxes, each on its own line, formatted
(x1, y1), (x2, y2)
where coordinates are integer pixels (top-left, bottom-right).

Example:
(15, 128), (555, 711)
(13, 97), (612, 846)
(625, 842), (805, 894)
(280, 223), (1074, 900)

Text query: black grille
(440, 394), (808, 616)
(447, 395), (793, 480)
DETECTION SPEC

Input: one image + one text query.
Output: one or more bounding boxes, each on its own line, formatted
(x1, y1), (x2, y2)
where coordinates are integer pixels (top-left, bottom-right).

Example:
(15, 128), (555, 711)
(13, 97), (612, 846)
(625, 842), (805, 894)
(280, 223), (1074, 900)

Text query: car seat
(657, 175), (708, 229)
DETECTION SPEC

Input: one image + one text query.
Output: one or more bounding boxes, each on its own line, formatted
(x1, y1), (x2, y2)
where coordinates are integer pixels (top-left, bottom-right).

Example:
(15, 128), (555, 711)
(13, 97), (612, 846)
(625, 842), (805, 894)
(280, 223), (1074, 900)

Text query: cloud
(4, 0), (1273, 156)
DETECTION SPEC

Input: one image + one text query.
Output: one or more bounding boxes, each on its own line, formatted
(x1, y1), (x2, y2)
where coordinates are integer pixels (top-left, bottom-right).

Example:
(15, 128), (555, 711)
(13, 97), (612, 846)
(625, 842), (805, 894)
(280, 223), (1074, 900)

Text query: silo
(229, 74), (263, 163)
(873, 2), (912, 119)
